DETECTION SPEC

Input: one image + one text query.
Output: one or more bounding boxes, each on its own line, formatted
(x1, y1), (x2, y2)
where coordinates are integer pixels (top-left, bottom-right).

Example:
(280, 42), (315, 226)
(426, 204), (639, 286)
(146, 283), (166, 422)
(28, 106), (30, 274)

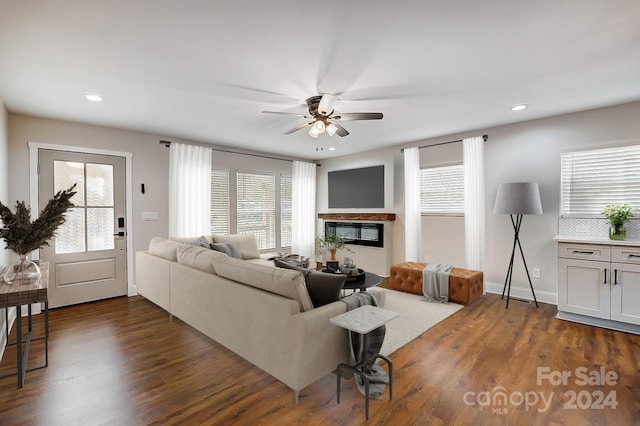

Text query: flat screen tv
(328, 165), (384, 208)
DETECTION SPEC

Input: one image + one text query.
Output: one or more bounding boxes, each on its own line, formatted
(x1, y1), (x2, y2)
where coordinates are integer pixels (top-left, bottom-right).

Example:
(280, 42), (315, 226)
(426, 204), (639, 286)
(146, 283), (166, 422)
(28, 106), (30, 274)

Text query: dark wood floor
(0, 293), (638, 425)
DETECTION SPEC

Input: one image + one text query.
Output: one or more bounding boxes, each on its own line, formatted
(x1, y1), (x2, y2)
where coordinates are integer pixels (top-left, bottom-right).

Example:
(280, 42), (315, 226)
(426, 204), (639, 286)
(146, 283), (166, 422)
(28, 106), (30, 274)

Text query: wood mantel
(317, 213), (396, 221)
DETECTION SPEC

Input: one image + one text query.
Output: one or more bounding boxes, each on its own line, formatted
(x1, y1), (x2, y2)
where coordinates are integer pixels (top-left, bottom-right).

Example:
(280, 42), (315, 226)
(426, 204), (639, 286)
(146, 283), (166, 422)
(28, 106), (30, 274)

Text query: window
(280, 175), (292, 248)
(237, 171), (276, 250)
(561, 144), (640, 216)
(210, 169), (230, 234)
(420, 164), (464, 214)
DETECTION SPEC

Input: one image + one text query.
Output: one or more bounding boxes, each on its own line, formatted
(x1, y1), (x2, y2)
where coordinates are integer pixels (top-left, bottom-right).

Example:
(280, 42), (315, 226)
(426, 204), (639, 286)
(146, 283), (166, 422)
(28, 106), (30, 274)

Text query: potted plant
(601, 203), (633, 241)
(316, 232), (353, 260)
(0, 185), (76, 284)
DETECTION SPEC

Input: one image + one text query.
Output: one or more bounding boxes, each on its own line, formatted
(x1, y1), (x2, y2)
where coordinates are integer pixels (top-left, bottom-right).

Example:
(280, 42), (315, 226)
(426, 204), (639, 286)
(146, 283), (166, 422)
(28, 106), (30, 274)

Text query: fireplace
(324, 222), (384, 248)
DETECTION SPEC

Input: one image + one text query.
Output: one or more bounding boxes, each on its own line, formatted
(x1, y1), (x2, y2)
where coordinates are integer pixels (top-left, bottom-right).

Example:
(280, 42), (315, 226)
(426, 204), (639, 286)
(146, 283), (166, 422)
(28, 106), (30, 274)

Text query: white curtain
(291, 161), (316, 257)
(463, 136), (485, 271)
(404, 147), (421, 262)
(169, 143), (212, 238)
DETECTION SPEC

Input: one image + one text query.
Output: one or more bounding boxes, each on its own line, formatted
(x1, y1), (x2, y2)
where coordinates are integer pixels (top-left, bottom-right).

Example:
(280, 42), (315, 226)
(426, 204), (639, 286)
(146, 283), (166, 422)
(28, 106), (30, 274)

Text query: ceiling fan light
(314, 120), (325, 132)
(326, 122), (338, 136)
(308, 125), (321, 138)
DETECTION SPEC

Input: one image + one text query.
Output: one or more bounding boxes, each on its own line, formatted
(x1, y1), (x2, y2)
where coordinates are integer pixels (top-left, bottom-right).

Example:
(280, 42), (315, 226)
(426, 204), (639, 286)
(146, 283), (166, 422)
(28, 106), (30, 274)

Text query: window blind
(420, 164), (464, 214)
(210, 169), (230, 235)
(237, 171), (276, 250)
(280, 175), (292, 248)
(561, 144), (640, 216)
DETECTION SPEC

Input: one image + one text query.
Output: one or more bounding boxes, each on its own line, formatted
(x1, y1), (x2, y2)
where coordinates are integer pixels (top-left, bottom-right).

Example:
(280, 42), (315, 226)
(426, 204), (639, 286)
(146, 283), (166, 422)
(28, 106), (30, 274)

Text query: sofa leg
(169, 313), (173, 322)
(294, 390), (300, 405)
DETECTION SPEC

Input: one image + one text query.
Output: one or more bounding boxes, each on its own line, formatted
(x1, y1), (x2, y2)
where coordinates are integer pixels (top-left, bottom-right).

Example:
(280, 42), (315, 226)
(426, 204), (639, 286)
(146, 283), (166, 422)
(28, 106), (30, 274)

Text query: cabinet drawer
(558, 243), (611, 261)
(612, 247), (640, 264)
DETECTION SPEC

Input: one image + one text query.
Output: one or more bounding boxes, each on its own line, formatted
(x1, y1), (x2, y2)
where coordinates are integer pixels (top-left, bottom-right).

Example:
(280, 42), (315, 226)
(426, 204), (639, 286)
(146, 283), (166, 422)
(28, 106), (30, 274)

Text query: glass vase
(609, 225), (626, 241)
(3, 254), (41, 285)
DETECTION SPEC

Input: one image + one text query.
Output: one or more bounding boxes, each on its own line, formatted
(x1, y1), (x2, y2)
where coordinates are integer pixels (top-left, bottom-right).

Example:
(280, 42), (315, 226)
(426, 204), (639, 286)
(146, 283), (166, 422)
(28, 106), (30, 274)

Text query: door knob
(113, 231), (125, 237)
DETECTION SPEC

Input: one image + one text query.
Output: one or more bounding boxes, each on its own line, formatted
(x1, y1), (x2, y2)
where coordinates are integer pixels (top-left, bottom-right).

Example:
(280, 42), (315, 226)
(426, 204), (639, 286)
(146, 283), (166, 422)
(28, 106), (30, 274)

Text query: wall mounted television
(328, 165), (384, 208)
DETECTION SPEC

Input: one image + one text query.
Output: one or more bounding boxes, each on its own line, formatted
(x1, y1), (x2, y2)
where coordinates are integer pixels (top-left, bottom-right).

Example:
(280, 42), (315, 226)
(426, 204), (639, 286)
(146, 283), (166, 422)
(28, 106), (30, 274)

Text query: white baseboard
(485, 281), (558, 306)
(556, 311), (640, 334)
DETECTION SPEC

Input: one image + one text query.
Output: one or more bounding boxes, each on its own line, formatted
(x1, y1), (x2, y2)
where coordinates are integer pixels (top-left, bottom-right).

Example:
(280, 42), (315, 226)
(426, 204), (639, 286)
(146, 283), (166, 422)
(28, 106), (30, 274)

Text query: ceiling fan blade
(334, 112), (383, 121)
(262, 111), (308, 117)
(332, 122), (350, 137)
(318, 94), (337, 116)
(283, 122), (313, 135)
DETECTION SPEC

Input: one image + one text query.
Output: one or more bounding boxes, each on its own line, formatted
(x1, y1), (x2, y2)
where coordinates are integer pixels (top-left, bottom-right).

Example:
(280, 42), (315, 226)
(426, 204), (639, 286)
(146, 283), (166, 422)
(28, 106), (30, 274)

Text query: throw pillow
(274, 259), (345, 307)
(274, 259), (311, 278)
(210, 241), (242, 259)
(305, 271), (346, 307)
(190, 235), (211, 249)
(212, 233), (261, 260)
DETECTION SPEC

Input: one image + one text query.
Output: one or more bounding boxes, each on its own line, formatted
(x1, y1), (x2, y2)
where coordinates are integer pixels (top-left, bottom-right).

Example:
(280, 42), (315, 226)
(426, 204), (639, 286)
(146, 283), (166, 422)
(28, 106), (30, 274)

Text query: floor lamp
(493, 182), (542, 309)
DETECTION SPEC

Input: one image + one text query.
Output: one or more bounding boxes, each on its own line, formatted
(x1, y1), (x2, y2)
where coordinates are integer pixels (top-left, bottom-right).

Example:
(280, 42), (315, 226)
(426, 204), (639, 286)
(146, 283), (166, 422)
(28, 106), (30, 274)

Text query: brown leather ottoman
(388, 262), (483, 305)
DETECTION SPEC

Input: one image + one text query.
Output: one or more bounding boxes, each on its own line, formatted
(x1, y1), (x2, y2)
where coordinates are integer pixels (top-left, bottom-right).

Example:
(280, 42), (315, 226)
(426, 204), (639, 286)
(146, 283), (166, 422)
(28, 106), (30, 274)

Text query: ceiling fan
(262, 94), (383, 138)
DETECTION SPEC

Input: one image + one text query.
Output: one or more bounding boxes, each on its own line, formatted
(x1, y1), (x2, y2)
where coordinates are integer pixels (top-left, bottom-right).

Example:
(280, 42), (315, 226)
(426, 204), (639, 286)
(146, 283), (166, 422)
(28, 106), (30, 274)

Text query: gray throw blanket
(422, 263), (453, 303)
(340, 291), (388, 399)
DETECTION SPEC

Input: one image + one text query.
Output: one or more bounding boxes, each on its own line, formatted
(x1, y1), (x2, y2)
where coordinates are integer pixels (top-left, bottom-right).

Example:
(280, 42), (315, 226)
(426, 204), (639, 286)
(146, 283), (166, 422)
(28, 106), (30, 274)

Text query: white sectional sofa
(135, 235), (384, 402)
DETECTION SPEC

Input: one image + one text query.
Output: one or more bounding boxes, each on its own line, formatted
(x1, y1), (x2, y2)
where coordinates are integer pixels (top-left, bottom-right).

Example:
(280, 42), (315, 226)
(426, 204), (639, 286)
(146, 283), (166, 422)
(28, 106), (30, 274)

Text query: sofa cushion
(274, 260), (345, 307)
(149, 237), (184, 261)
(176, 245), (226, 274)
(213, 256), (314, 312)
(211, 240), (242, 259)
(212, 233), (261, 260)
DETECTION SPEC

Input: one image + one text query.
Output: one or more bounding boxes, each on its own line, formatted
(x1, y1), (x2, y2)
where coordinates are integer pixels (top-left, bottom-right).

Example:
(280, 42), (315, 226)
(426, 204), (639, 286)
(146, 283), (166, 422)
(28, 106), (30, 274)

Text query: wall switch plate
(424, 255), (430, 263)
(532, 267), (541, 278)
(142, 212), (159, 221)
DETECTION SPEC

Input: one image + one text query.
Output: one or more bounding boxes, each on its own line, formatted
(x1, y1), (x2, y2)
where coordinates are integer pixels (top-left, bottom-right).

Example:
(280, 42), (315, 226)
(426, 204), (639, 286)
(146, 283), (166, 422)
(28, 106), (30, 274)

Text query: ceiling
(1, 1), (639, 160)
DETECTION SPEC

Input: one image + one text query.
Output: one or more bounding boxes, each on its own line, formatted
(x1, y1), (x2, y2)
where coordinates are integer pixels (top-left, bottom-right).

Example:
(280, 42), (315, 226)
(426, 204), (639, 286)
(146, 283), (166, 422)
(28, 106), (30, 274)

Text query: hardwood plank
(0, 294), (638, 425)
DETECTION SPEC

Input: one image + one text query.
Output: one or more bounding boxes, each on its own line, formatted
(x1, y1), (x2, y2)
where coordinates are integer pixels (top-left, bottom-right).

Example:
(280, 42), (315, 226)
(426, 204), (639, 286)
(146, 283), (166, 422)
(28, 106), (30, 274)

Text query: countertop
(553, 235), (640, 247)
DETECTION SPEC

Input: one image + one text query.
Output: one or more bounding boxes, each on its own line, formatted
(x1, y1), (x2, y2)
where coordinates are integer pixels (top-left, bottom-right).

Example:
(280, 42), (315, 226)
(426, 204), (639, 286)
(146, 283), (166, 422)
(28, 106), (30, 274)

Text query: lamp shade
(493, 182), (543, 215)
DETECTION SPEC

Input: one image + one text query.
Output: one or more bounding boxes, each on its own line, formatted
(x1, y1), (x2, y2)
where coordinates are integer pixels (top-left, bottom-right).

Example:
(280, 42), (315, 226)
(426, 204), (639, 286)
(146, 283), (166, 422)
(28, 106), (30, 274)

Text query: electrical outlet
(532, 267), (541, 278)
(424, 255), (430, 263)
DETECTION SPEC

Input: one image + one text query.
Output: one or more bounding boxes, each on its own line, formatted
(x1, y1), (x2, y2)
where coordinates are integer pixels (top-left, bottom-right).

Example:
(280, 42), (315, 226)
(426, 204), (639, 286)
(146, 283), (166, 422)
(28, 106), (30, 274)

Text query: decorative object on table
(316, 231), (353, 260)
(325, 260), (340, 273)
(493, 182), (542, 309)
(602, 203), (633, 241)
(0, 185), (76, 285)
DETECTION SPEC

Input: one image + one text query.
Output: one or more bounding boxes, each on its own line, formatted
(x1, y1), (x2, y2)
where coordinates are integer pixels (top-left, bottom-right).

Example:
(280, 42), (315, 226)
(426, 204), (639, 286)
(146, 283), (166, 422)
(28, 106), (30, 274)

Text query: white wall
(7, 113), (297, 255)
(318, 101), (640, 303)
(0, 98), (9, 357)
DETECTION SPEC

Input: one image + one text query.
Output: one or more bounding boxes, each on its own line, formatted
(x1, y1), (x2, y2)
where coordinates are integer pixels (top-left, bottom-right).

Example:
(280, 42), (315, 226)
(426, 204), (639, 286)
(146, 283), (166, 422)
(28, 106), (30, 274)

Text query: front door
(38, 149), (127, 308)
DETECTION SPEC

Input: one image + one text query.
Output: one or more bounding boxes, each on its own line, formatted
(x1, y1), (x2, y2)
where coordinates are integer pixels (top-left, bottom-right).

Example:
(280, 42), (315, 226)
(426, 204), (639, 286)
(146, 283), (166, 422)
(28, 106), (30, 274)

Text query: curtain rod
(400, 134), (488, 152)
(159, 140), (320, 165)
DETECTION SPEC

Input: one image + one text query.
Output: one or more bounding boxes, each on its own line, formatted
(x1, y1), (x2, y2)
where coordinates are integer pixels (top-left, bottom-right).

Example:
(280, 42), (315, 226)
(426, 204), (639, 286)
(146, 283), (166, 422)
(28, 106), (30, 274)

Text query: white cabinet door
(611, 262), (640, 325)
(558, 258), (610, 319)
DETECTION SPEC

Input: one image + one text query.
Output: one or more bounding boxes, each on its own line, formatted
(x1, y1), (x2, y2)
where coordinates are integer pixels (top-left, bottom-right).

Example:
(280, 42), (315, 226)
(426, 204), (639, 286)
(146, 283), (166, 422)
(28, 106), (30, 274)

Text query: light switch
(142, 212), (159, 221)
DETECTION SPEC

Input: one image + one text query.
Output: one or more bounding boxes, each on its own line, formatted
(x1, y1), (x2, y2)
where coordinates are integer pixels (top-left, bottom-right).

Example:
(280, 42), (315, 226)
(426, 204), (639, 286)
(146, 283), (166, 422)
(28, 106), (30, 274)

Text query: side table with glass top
(330, 304), (399, 420)
(0, 262), (49, 388)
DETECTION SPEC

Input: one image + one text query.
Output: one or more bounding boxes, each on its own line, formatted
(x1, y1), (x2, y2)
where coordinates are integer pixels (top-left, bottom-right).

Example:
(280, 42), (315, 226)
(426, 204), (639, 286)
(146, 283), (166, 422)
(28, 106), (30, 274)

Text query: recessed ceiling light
(328, 147), (336, 151)
(511, 104), (527, 111)
(83, 94), (104, 102)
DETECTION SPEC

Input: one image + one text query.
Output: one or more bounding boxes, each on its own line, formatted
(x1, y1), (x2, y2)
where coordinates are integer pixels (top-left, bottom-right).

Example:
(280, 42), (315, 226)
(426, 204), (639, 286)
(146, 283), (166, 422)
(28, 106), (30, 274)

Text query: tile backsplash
(558, 217), (640, 239)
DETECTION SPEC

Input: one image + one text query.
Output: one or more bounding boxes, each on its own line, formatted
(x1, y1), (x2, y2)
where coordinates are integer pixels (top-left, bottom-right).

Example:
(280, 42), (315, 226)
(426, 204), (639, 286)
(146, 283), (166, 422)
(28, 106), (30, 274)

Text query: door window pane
(87, 208), (115, 251)
(86, 163), (114, 207)
(55, 208), (86, 254)
(54, 161), (85, 206)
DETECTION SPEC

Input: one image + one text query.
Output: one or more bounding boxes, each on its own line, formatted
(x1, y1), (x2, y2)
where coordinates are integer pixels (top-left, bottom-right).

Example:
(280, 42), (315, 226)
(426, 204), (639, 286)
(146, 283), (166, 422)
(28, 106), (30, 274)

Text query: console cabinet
(557, 241), (640, 332)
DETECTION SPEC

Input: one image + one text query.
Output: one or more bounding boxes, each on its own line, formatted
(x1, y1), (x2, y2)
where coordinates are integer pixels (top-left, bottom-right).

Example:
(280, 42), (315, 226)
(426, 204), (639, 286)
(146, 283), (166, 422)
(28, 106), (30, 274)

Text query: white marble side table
(330, 305), (399, 420)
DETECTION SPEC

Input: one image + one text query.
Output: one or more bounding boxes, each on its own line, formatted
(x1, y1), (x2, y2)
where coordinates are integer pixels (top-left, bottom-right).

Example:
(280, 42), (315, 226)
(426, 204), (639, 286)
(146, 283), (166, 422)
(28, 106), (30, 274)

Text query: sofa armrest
(135, 251), (171, 312)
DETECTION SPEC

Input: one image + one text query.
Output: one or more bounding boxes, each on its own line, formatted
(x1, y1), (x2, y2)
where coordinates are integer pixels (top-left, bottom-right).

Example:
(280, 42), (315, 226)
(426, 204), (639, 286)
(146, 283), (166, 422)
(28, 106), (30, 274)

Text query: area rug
(376, 287), (463, 356)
